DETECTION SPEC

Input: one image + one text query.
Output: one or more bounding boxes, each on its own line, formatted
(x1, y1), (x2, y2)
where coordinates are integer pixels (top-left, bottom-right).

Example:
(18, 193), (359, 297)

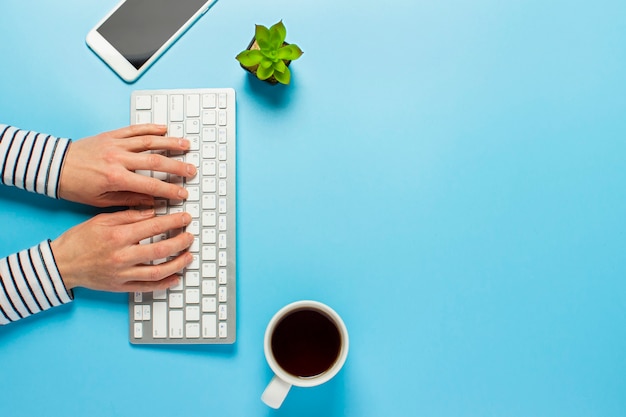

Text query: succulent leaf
(277, 44), (303, 61)
(260, 58), (273, 69)
(273, 66), (291, 84)
(273, 59), (286, 73)
(256, 64), (275, 81)
(255, 24), (271, 49)
(236, 50), (263, 67)
(269, 21), (287, 49)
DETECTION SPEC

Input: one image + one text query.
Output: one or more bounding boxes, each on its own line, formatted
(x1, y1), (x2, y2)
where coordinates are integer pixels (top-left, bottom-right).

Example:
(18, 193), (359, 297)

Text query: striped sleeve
(0, 240), (73, 325)
(0, 124), (71, 198)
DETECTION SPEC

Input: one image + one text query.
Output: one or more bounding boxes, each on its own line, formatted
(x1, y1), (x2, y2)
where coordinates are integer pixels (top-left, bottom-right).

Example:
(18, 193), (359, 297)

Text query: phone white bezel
(86, 0), (214, 82)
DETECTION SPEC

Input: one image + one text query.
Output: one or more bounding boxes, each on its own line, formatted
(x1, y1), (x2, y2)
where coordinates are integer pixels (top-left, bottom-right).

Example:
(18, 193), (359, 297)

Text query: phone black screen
(97, 0), (208, 70)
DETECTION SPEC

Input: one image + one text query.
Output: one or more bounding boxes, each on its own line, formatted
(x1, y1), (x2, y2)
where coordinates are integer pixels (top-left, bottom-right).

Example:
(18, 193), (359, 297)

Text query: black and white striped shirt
(0, 124), (73, 325)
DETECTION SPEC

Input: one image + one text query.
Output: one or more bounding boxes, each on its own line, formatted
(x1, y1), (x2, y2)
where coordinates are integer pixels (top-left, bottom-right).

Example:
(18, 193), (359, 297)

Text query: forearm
(0, 124), (71, 198)
(0, 240), (73, 325)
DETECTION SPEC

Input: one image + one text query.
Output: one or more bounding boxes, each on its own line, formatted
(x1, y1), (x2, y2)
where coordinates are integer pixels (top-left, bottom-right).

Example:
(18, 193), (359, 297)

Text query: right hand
(50, 209), (193, 292)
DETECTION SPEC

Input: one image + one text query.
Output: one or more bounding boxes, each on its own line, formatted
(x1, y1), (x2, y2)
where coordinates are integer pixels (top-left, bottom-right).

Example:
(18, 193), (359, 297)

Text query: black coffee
(271, 309), (341, 378)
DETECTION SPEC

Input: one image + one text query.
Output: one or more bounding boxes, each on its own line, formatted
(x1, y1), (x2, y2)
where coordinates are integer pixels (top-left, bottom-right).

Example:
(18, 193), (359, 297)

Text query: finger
(122, 275), (181, 292)
(132, 232), (194, 265)
(131, 212), (192, 242)
(107, 124), (168, 139)
(95, 209), (156, 227)
(121, 252), (193, 282)
(96, 192), (155, 208)
(121, 172), (188, 201)
(125, 151), (196, 177)
(123, 135), (191, 154)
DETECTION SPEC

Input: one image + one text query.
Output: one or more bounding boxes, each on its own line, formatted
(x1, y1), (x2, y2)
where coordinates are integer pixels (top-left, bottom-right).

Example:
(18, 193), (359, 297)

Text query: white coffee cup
(261, 300), (349, 409)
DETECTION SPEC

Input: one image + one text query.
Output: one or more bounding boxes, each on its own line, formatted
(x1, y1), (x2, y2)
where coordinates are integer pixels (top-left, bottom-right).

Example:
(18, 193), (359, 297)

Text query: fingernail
(186, 164), (197, 176)
(178, 188), (188, 199)
(156, 124), (167, 130)
(182, 212), (192, 225)
(179, 138), (190, 148)
(187, 232), (194, 244)
(186, 253), (193, 263)
(141, 209), (155, 216)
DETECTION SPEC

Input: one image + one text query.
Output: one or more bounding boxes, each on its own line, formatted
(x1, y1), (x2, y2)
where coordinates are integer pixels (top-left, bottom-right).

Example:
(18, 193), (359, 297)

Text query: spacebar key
(153, 301), (167, 338)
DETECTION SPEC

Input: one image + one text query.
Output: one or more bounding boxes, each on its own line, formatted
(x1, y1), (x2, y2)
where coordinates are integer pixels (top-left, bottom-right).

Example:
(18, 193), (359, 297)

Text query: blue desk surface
(1, 1), (625, 416)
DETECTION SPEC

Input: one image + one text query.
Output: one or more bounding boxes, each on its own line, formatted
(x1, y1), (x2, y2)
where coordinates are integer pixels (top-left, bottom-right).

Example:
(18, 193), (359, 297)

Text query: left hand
(58, 124), (197, 207)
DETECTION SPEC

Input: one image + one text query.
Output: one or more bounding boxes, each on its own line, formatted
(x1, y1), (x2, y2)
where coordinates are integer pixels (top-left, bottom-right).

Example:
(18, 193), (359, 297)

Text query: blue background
(1, 0), (625, 416)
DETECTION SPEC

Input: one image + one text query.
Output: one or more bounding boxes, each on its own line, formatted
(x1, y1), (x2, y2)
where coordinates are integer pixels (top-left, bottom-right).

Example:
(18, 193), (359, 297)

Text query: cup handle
(261, 375), (292, 409)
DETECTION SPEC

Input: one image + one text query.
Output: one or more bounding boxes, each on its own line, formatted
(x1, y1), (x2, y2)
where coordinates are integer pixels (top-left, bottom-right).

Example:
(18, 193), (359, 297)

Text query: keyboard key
(203, 127), (216, 142)
(203, 212), (216, 227)
(186, 94), (200, 117)
(202, 93), (216, 108)
(135, 111), (151, 124)
(202, 229), (216, 244)
(153, 290), (167, 300)
(219, 322), (228, 338)
(218, 93), (227, 109)
(203, 195), (217, 210)
(219, 286), (227, 303)
(219, 269), (227, 285)
(203, 143), (216, 159)
(203, 314), (217, 338)
(219, 304), (227, 320)
(169, 292), (184, 309)
(186, 306), (200, 321)
(153, 302), (167, 338)
(186, 322), (200, 338)
(186, 289), (200, 304)
(153, 95), (168, 125)
(202, 110), (216, 125)
(186, 118), (200, 134)
(218, 145), (227, 161)
(134, 322), (143, 339)
(135, 95), (152, 110)
(218, 128), (227, 143)
(204, 160), (216, 176)
(169, 123), (184, 138)
(202, 297), (216, 313)
(219, 233), (227, 249)
(169, 310), (183, 338)
(186, 271), (200, 287)
(202, 262), (216, 278)
(202, 280), (216, 295)
(170, 95), (184, 121)
(203, 246), (217, 262)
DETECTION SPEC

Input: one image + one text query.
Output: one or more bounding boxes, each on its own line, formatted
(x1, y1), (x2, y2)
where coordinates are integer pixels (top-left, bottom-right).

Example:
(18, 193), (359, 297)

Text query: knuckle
(149, 264), (163, 281)
(109, 227), (128, 244)
(110, 250), (127, 266)
(152, 242), (169, 260)
(140, 135), (154, 149)
(105, 169), (125, 188)
(148, 219), (163, 237)
(144, 178), (159, 195)
(147, 153), (162, 170)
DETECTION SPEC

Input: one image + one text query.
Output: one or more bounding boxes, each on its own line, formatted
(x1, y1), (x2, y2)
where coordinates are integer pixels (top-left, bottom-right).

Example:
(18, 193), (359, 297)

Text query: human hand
(50, 209), (193, 292)
(59, 124), (197, 207)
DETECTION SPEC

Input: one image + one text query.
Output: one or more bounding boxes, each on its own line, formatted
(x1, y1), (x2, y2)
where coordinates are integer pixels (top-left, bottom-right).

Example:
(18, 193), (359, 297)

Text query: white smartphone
(86, 0), (216, 82)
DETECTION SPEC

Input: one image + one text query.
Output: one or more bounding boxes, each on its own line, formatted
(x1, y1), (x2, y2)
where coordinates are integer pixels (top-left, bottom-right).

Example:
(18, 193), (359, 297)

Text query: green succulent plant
(236, 21), (303, 85)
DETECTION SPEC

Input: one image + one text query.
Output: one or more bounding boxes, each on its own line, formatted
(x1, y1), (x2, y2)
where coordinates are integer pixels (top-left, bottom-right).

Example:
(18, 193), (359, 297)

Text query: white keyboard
(129, 88), (236, 344)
